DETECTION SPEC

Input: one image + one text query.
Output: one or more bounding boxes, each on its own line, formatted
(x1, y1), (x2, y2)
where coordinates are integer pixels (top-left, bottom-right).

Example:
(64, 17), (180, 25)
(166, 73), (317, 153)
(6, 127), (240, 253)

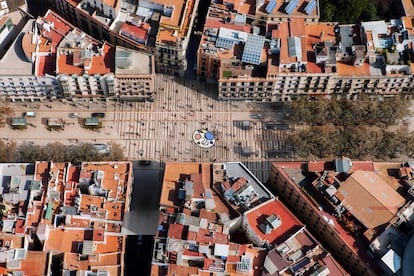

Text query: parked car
(25, 112), (36, 117)
(91, 112), (105, 118)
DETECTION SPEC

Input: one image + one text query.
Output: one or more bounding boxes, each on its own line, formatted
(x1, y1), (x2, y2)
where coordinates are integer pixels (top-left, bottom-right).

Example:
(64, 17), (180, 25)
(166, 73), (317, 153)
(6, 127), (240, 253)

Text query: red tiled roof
(44, 228), (86, 252)
(119, 22), (148, 41)
(15, 219), (25, 235)
(95, 235), (121, 253)
(322, 254), (348, 276)
(307, 161), (334, 172)
(104, 201), (124, 221)
(350, 161), (375, 172)
(57, 42), (115, 76)
(168, 224), (185, 240)
(93, 229), (105, 242)
(196, 228), (228, 244)
(245, 199), (303, 245)
(42, 10), (72, 47)
(35, 161), (50, 186)
(167, 264), (199, 275)
(189, 173), (205, 198)
(187, 231), (197, 241)
(81, 162), (131, 200)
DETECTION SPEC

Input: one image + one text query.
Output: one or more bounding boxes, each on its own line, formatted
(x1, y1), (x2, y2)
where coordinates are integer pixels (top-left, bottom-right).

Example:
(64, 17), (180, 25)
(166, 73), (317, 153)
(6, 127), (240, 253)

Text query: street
(1, 74), (294, 182)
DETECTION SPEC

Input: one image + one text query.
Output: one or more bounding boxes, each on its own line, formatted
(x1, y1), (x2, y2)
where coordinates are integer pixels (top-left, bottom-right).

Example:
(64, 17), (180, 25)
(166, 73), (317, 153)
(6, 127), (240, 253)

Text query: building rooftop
(257, 0), (319, 18)
(272, 161), (411, 274)
(154, 161), (345, 275)
(56, 38), (115, 76)
(336, 170), (405, 229)
(262, 228), (347, 276)
(160, 163), (224, 211)
(0, 18), (34, 75)
(304, 22), (337, 74)
(18, 251), (48, 275)
(244, 199), (303, 245)
(115, 46), (152, 75)
(119, 21), (148, 44)
(402, 0), (414, 16)
(0, 160), (132, 274)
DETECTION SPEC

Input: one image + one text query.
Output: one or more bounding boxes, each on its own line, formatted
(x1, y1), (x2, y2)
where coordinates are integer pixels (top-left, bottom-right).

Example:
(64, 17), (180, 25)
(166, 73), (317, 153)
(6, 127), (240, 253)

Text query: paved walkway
(1, 74), (293, 181)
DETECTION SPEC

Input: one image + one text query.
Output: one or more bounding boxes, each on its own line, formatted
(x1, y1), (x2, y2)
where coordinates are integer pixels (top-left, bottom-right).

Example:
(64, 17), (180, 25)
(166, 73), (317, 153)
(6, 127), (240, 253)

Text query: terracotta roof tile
(195, 228), (228, 244)
(19, 251), (48, 276)
(44, 228), (86, 252)
(337, 170), (405, 229)
(119, 22), (148, 42)
(167, 223), (185, 240)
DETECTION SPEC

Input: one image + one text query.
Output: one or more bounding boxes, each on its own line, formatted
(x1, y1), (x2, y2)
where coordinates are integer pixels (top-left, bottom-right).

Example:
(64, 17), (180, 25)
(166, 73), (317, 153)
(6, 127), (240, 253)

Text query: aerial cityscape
(0, 0), (414, 275)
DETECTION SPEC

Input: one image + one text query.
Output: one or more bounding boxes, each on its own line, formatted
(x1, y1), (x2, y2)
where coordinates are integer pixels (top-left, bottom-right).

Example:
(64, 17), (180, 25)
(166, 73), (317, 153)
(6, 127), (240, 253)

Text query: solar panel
(265, 0), (277, 14)
(216, 37), (234, 49)
(304, 0), (317, 15)
(242, 34), (265, 65)
(284, 0), (300, 15)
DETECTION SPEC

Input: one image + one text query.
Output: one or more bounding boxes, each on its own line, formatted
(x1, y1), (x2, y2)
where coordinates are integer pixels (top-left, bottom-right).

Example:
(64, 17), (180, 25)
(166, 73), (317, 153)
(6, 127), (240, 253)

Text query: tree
(104, 142), (126, 161)
(0, 106), (13, 127)
(0, 141), (17, 162)
(17, 143), (43, 162)
(289, 97), (312, 124)
(320, 0), (378, 23)
(40, 143), (68, 162)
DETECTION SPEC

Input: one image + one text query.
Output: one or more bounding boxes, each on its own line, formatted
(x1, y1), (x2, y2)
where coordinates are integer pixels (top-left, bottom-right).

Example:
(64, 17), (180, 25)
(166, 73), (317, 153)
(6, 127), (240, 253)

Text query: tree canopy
(0, 142), (126, 163)
(289, 97), (412, 159)
(319, 0), (402, 23)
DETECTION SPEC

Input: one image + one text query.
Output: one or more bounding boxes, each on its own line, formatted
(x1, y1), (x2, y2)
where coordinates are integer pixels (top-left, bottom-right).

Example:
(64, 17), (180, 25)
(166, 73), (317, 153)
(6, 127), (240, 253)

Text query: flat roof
(0, 19), (33, 75)
(19, 251), (48, 275)
(245, 199), (303, 245)
(224, 162), (274, 201)
(115, 46), (152, 75)
(304, 22), (337, 74)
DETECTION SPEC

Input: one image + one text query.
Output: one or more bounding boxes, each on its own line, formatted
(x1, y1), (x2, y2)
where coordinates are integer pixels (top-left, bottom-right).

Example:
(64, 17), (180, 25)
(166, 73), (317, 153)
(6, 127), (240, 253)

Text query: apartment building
(0, 9), (155, 101)
(46, 0), (198, 76)
(197, 1), (414, 102)
(0, 161), (133, 274)
(268, 159), (414, 275)
(152, 161), (347, 275)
